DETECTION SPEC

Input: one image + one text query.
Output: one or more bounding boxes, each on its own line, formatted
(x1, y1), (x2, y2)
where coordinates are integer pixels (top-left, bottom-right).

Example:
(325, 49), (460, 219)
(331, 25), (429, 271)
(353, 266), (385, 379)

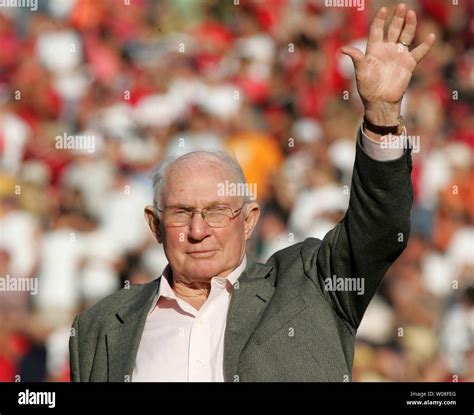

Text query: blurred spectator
(0, 0), (472, 382)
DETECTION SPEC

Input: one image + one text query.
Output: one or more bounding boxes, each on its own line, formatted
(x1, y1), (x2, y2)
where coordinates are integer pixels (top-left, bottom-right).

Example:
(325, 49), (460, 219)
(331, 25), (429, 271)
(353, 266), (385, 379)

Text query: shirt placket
(188, 278), (227, 382)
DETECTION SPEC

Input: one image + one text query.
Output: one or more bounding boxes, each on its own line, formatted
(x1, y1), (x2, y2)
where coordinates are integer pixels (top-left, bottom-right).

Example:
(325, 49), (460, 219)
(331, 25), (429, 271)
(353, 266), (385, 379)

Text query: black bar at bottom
(0, 382), (472, 411)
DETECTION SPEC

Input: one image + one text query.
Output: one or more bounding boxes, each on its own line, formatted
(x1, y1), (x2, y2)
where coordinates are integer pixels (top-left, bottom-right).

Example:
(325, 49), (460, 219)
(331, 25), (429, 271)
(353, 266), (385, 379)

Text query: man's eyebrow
(166, 201), (231, 209)
(165, 204), (193, 209)
(206, 201), (231, 208)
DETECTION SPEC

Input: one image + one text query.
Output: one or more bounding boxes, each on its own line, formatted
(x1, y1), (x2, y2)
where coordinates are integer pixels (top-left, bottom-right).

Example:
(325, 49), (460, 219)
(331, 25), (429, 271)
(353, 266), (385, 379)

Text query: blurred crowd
(0, 0), (472, 382)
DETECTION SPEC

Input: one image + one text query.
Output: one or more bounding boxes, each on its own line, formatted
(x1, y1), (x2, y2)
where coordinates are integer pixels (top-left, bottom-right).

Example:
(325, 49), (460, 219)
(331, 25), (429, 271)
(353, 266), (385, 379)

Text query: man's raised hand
(342, 3), (436, 125)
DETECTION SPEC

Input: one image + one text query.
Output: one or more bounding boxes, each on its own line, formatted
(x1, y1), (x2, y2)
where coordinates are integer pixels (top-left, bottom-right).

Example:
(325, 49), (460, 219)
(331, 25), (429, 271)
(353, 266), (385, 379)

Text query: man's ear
(144, 205), (163, 244)
(243, 202), (260, 241)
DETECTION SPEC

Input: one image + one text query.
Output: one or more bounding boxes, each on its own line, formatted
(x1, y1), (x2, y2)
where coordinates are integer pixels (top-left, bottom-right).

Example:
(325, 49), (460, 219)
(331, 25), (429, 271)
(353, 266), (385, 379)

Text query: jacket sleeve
(69, 315), (81, 382)
(309, 130), (413, 328)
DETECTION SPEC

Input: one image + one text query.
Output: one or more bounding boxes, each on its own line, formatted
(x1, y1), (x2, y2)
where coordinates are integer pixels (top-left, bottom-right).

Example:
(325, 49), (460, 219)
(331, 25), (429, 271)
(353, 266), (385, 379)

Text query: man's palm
(357, 42), (416, 104)
(342, 4), (436, 107)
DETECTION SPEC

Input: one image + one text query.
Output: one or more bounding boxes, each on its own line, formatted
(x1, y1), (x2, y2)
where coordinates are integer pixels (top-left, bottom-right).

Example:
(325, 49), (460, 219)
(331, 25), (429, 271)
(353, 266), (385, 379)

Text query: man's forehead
(169, 157), (235, 177)
(163, 157), (242, 205)
(166, 159), (238, 188)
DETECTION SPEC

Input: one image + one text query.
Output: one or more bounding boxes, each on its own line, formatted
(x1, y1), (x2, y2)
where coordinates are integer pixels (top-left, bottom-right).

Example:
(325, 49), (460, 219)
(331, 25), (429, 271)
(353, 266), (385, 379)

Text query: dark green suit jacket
(69, 135), (413, 382)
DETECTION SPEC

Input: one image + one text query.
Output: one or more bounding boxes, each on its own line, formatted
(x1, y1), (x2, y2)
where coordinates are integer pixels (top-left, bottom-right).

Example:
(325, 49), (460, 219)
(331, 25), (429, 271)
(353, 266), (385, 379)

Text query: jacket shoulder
(266, 237), (322, 266)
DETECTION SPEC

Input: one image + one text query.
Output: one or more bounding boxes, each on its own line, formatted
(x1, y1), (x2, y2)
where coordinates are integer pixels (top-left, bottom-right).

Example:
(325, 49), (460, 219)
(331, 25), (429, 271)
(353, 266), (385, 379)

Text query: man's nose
(188, 212), (211, 240)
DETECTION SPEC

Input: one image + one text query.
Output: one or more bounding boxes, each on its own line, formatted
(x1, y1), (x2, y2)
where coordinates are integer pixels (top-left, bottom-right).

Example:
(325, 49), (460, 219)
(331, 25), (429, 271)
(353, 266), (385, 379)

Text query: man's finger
(411, 33), (436, 63)
(399, 10), (417, 47)
(387, 3), (407, 43)
(368, 7), (388, 46)
(341, 46), (365, 68)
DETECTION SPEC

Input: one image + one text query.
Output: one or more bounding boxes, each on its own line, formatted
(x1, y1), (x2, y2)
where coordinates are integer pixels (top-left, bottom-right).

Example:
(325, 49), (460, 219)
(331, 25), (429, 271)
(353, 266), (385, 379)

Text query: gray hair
(151, 150), (252, 214)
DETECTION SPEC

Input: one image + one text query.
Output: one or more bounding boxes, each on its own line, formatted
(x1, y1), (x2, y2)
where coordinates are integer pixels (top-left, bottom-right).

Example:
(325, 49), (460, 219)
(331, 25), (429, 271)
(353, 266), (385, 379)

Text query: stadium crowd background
(0, 0), (472, 382)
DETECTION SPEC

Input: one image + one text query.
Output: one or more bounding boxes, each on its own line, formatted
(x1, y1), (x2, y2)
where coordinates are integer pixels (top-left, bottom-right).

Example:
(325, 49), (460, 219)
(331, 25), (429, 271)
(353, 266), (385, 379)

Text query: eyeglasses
(157, 203), (246, 228)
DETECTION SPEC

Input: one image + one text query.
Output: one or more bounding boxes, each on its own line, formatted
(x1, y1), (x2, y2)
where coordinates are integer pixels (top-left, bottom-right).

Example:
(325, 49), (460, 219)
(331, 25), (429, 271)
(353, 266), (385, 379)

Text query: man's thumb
(341, 46), (364, 68)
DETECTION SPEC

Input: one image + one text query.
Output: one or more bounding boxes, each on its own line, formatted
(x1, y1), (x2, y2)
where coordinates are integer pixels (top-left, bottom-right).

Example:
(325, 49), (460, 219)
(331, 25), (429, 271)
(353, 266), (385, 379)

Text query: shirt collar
(148, 255), (247, 315)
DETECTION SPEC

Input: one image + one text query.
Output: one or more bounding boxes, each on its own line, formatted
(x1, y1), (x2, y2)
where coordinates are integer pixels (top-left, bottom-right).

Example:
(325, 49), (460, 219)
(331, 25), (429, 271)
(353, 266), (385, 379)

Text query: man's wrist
(363, 115), (404, 136)
(364, 102), (401, 126)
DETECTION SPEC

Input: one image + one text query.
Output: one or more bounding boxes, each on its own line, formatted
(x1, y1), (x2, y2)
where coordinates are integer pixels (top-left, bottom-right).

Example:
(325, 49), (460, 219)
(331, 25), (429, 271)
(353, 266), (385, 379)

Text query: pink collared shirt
(132, 256), (247, 382)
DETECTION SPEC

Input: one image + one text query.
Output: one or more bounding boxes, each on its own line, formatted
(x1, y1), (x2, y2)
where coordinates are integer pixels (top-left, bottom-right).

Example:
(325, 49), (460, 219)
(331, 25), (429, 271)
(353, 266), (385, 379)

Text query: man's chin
(184, 260), (222, 279)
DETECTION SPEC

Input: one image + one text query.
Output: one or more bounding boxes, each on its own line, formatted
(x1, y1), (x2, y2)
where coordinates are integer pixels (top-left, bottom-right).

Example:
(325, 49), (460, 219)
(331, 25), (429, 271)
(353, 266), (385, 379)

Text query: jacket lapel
(223, 257), (275, 382)
(106, 279), (160, 382)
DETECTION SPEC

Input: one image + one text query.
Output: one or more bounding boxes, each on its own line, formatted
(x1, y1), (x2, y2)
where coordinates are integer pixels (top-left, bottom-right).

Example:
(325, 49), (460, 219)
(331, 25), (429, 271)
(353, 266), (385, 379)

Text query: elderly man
(69, 4), (435, 382)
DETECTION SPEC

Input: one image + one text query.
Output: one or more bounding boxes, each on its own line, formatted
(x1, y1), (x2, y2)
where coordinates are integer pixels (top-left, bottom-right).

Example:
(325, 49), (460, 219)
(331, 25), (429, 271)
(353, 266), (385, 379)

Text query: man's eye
(209, 208), (229, 215)
(172, 209), (188, 215)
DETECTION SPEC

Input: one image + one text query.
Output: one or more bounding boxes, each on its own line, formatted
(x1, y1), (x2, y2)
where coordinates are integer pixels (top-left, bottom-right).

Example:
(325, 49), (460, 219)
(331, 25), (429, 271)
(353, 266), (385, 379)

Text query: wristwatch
(363, 115), (404, 136)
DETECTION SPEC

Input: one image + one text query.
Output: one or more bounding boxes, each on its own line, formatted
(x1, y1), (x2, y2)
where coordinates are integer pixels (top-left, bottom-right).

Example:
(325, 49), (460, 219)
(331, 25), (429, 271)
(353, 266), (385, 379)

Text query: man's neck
(170, 277), (211, 311)
(167, 255), (247, 311)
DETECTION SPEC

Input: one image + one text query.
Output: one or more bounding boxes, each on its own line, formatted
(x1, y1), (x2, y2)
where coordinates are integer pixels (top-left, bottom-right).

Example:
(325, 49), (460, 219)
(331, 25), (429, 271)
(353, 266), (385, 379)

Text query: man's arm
(314, 129), (412, 328)
(308, 4), (435, 328)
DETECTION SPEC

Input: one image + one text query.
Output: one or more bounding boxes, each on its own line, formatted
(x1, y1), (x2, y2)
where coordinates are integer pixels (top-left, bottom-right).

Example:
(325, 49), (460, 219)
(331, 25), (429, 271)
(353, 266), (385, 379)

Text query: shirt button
(196, 319), (204, 327)
(195, 360), (202, 366)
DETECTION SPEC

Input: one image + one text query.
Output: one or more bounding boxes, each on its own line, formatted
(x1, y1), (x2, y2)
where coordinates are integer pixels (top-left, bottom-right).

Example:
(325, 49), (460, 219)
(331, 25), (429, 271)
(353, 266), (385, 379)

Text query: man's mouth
(186, 250), (218, 258)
